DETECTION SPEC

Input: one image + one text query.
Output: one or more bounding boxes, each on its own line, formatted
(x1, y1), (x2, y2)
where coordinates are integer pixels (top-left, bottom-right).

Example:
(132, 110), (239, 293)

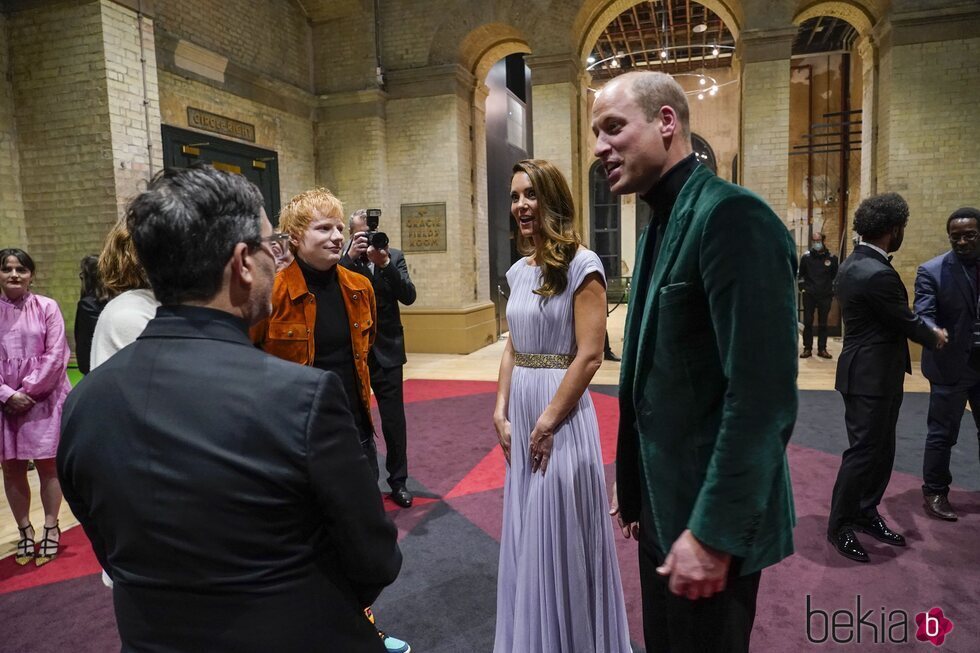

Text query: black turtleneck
(296, 258), (362, 421)
(637, 152), (700, 267)
(640, 152), (699, 228)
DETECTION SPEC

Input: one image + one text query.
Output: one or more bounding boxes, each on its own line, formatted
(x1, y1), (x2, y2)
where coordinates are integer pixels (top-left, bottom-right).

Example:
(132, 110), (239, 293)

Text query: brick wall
(102, 1), (164, 219)
(741, 59), (791, 224)
(159, 71), (315, 210)
(8, 1), (117, 321)
(0, 12), (26, 247)
(878, 36), (980, 284)
(153, 0), (311, 91)
(384, 92), (473, 308)
(312, 14), (376, 94)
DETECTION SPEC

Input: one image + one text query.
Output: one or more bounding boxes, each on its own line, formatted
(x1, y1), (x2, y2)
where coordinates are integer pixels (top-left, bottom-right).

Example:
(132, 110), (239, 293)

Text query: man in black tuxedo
(58, 165), (401, 652)
(342, 209), (417, 508)
(914, 207), (980, 521)
(828, 192), (947, 563)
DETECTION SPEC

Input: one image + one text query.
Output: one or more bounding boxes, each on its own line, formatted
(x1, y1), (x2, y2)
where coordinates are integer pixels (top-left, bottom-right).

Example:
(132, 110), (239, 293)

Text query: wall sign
(401, 203), (447, 253)
(187, 107), (255, 142)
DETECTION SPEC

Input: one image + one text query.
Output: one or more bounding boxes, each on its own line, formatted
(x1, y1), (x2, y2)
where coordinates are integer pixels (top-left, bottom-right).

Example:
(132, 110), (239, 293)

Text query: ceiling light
(709, 86), (718, 96)
(587, 55), (596, 64)
(712, 46), (720, 56)
(697, 92), (704, 100)
(660, 50), (668, 59)
(699, 77), (706, 86)
(693, 23), (707, 33)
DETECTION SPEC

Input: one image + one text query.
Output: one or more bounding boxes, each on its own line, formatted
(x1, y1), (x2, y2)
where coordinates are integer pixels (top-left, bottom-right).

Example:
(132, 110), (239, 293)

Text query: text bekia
(807, 595), (908, 645)
(806, 596), (954, 647)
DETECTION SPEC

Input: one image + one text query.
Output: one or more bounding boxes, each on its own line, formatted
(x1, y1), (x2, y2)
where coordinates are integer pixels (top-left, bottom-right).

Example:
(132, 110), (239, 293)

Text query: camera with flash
(365, 208), (389, 250)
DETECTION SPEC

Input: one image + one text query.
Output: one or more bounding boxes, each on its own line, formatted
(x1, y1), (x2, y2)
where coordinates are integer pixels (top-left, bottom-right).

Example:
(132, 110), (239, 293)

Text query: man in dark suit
(58, 165), (401, 652)
(914, 206), (980, 521)
(829, 192), (947, 563)
(341, 209), (417, 508)
(798, 232), (839, 359)
(594, 71), (798, 653)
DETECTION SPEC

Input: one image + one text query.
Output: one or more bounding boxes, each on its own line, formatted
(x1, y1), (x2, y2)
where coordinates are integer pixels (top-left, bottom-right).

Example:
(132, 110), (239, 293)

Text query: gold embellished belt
(514, 352), (574, 369)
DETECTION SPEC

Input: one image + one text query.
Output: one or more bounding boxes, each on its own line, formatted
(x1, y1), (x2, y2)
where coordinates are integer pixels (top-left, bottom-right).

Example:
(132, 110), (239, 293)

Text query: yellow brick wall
(0, 12), (26, 247)
(102, 1), (164, 220)
(741, 59), (791, 224)
(153, 0), (311, 91)
(312, 15), (377, 94)
(159, 71), (316, 211)
(315, 101), (388, 220)
(8, 1), (117, 321)
(877, 37), (980, 286)
(384, 92), (473, 308)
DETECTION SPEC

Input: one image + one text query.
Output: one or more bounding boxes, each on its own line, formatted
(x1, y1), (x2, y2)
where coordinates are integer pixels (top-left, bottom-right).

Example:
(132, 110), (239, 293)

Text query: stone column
(872, 5), (980, 286)
(379, 64), (495, 353)
(856, 35), (877, 201)
(738, 27), (796, 226)
(525, 54), (591, 237)
(7, 0), (162, 339)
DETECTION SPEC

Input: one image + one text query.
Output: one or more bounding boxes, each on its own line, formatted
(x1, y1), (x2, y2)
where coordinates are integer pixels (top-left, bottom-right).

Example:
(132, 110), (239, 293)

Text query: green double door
(162, 125), (281, 224)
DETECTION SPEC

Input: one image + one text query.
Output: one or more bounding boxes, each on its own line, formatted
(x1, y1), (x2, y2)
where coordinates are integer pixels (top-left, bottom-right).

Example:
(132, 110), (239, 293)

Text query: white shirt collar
(859, 242), (890, 260)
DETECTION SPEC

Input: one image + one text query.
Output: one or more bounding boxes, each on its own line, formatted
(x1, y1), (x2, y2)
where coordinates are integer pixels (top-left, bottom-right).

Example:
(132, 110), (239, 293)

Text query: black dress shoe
(800, 349), (812, 359)
(828, 528), (869, 562)
(817, 350), (833, 359)
(855, 517), (906, 546)
(390, 487), (413, 508)
(924, 493), (958, 521)
(603, 351), (621, 362)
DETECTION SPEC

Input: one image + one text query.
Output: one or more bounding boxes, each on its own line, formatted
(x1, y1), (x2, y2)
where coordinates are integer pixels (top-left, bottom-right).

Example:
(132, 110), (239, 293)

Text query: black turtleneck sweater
(638, 152), (700, 272)
(296, 258), (363, 425)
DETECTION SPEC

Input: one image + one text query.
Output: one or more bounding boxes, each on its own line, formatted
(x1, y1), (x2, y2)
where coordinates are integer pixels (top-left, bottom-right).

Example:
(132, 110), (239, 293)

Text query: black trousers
(828, 392), (903, 534)
(369, 357), (408, 491)
(923, 377), (980, 495)
(638, 491), (761, 653)
(801, 293), (832, 351)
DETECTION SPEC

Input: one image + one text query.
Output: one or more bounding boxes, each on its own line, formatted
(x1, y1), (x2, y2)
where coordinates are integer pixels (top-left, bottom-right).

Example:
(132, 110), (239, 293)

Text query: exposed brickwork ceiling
(792, 16), (858, 55)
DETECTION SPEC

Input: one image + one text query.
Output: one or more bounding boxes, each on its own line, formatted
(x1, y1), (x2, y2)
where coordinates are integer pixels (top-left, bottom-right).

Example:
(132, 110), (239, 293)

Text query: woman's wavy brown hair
(512, 159), (582, 298)
(98, 218), (149, 298)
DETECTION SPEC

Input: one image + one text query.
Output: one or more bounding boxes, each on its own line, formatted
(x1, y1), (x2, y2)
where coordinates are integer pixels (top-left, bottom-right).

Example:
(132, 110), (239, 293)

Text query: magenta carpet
(1, 379), (978, 652)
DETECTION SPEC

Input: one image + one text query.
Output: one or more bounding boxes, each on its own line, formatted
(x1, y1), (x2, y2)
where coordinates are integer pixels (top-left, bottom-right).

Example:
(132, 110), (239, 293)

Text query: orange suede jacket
(251, 259), (376, 426)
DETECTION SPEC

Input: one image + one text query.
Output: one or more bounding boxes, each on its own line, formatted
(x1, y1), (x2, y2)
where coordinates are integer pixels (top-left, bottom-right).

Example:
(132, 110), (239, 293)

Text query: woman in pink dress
(0, 248), (72, 566)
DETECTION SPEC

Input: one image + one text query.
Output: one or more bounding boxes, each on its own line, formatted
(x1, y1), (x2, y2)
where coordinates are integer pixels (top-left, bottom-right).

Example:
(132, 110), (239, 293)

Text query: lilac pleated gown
(494, 249), (631, 653)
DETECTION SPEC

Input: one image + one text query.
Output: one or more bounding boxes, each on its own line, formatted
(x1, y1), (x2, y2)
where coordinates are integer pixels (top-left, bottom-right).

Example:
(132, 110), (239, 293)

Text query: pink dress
(0, 292), (71, 461)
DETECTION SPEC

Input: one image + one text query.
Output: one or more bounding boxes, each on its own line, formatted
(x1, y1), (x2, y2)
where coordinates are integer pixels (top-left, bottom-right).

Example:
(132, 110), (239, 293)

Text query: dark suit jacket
(835, 245), (938, 396)
(58, 305), (399, 653)
(915, 251), (979, 385)
(341, 248), (417, 367)
(73, 295), (106, 374)
(617, 165), (798, 575)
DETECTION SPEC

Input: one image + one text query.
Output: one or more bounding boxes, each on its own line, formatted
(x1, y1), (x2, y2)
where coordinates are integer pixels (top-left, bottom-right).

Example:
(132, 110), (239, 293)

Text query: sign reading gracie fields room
(186, 108), (256, 142)
(401, 203), (447, 253)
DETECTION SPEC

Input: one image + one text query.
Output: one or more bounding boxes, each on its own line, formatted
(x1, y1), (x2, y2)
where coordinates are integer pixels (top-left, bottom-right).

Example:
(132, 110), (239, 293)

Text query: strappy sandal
(14, 523), (35, 566)
(34, 522), (60, 567)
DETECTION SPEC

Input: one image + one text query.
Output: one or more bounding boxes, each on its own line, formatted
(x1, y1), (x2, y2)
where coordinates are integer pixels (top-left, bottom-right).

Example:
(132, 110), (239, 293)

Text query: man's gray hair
(349, 208), (367, 232)
(623, 71), (691, 140)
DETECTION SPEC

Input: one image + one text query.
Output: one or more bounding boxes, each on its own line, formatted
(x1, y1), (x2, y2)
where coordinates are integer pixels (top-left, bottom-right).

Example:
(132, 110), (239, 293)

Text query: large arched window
(589, 160), (621, 278)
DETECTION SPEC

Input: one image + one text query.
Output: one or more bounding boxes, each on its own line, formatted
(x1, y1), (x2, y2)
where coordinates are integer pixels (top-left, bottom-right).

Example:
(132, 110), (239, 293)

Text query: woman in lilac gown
(0, 248), (71, 566)
(493, 160), (631, 652)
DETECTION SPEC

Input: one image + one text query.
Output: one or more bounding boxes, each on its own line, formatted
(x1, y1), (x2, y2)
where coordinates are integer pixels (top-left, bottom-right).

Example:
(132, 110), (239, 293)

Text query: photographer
(341, 209), (417, 508)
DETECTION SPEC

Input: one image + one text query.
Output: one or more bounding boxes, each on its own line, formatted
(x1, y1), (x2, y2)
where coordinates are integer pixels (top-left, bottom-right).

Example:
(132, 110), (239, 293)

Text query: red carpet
(1, 380), (978, 652)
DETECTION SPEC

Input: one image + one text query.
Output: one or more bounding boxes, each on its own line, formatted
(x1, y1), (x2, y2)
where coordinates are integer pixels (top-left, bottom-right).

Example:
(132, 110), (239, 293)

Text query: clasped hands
(933, 327), (949, 350)
(2, 391), (35, 416)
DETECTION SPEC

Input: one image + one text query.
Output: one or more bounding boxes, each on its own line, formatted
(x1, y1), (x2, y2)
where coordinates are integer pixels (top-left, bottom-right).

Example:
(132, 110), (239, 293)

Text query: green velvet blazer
(620, 165), (798, 575)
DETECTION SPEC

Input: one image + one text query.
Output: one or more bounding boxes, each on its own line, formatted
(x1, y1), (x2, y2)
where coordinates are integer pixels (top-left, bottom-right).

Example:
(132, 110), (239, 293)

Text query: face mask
(812, 242), (825, 252)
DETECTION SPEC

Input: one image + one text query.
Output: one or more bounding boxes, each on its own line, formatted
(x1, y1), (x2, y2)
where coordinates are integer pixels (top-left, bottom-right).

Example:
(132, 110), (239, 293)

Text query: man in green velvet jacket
(594, 71), (798, 653)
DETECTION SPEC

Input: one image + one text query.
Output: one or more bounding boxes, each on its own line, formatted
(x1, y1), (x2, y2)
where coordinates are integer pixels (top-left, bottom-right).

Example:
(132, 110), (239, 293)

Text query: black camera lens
(370, 231), (389, 249)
